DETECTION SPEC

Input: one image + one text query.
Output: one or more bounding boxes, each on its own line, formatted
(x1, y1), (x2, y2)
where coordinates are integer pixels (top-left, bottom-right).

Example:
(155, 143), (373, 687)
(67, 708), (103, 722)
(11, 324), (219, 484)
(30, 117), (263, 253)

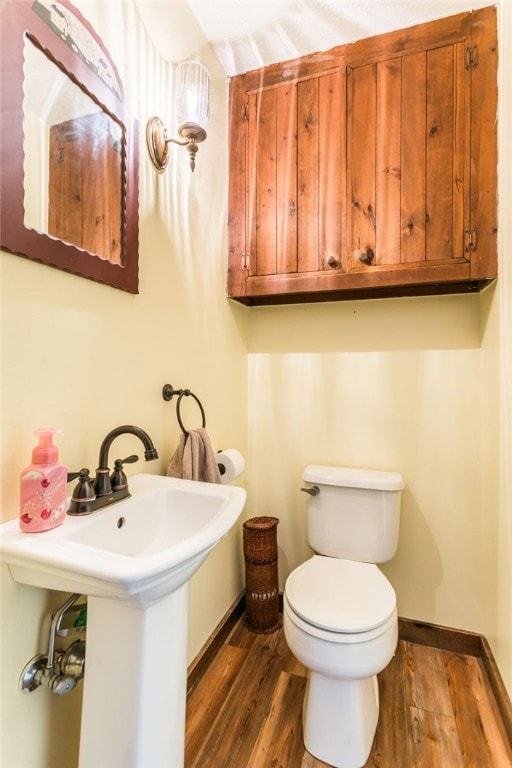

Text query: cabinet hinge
(241, 252), (249, 272)
(464, 228), (478, 252)
(465, 46), (478, 69)
(241, 103), (248, 121)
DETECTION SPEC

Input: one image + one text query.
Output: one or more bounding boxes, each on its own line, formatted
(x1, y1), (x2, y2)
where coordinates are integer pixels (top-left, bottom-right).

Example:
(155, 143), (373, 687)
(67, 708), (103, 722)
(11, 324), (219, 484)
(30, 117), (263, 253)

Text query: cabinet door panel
(347, 63), (377, 267)
(401, 52), (427, 263)
(453, 42), (471, 261)
(426, 45), (457, 261)
(348, 40), (470, 272)
(227, 74), (247, 297)
(297, 78), (319, 273)
(424, 42), (469, 262)
(319, 72), (345, 272)
(469, 7), (498, 279)
(248, 89), (277, 276)
(376, 58), (402, 266)
(276, 84), (298, 275)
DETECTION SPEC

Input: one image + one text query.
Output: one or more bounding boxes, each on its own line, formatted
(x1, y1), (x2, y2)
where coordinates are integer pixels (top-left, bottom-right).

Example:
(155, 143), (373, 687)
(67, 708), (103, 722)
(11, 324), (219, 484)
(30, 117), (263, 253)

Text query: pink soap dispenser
(19, 428), (68, 532)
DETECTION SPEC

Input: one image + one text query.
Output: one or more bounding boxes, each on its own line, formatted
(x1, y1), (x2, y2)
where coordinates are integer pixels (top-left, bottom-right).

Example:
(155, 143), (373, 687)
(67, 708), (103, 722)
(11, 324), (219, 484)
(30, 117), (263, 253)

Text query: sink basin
(0, 473), (246, 606)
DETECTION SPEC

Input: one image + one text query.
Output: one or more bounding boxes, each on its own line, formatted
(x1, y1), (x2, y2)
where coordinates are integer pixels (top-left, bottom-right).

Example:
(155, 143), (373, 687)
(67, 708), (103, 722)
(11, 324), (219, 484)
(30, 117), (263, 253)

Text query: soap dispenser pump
(19, 428), (68, 533)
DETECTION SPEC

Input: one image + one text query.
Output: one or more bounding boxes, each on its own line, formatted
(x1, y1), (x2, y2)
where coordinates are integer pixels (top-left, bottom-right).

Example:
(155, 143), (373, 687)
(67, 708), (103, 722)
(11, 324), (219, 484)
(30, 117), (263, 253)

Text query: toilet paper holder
(217, 454), (227, 476)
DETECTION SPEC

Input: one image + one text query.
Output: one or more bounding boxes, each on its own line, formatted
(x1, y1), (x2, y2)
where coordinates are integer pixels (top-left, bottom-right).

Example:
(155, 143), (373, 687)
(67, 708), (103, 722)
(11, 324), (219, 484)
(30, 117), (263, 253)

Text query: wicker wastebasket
(243, 516), (280, 633)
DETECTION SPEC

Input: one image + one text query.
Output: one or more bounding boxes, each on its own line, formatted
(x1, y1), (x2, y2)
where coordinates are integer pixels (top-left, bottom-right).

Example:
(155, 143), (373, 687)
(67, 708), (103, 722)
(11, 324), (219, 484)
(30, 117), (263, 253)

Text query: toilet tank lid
(303, 465), (404, 491)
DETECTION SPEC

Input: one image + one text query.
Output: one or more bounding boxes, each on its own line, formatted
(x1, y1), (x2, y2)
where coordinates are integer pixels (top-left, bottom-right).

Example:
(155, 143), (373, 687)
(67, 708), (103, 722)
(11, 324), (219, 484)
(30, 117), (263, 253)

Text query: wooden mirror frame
(0, 0), (139, 293)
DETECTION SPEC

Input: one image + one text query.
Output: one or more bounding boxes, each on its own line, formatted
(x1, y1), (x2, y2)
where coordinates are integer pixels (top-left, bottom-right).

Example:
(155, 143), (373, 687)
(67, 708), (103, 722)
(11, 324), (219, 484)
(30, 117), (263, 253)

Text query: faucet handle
(110, 455), (138, 491)
(118, 455), (139, 465)
(67, 469), (87, 483)
(67, 469), (96, 515)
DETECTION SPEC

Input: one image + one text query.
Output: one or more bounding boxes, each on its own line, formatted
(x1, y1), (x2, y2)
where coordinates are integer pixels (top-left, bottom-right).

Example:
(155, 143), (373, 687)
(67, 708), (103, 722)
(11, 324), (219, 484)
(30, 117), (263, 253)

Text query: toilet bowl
(284, 556), (398, 768)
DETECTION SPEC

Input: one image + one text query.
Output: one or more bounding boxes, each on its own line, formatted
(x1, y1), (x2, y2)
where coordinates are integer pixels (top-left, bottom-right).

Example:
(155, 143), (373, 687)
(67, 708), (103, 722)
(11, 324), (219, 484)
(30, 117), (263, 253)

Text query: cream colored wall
(0, 2), (248, 766)
(247, 296), (492, 627)
(246, 3), (512, 696)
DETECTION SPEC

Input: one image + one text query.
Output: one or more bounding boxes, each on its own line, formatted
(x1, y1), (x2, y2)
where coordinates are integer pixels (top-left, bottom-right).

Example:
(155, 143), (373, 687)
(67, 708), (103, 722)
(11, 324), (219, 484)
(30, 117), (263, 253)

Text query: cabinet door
(346, 41), (471, 283)
(241, 72), (345, 294)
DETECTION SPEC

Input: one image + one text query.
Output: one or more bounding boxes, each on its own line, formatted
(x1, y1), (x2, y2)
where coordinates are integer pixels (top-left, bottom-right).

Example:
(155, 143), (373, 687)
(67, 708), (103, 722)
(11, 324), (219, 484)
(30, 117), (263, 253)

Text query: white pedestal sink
(0, 474), (246, 768)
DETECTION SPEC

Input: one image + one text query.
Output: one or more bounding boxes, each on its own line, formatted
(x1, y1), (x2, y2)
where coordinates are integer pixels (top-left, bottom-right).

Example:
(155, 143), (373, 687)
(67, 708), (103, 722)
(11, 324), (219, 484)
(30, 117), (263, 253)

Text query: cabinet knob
(325, 254), (339, 269)
(358, 248), (375, 265)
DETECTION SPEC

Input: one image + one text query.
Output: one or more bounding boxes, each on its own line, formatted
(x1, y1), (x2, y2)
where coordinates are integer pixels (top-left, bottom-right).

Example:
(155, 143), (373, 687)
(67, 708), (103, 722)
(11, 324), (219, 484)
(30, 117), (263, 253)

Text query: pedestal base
(79, 585), (189, 768)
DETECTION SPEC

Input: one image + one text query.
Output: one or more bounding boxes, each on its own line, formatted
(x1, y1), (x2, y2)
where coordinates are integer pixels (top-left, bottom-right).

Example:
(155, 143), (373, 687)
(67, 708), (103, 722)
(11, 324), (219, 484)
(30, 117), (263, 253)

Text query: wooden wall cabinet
(227, 7), (497, 305)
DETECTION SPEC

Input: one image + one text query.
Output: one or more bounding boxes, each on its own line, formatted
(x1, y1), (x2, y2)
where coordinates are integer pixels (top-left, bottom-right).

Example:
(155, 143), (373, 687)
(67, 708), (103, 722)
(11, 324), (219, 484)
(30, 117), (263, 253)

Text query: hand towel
(167, 428), (222, 484)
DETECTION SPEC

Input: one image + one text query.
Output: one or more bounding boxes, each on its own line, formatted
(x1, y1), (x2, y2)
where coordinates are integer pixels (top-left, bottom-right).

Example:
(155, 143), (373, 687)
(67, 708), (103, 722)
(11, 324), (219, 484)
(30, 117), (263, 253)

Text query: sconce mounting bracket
(146, 116), (170, 173)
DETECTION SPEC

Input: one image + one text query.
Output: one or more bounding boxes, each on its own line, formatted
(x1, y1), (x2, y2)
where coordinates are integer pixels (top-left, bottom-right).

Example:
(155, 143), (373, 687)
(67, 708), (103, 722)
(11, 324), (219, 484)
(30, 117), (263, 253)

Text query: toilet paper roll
(216, 449), (245, 484)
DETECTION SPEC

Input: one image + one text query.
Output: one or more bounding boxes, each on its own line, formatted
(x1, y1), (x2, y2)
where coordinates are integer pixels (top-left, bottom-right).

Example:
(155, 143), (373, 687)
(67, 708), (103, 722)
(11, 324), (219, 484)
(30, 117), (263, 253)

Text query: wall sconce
(146, 61), (210, 173)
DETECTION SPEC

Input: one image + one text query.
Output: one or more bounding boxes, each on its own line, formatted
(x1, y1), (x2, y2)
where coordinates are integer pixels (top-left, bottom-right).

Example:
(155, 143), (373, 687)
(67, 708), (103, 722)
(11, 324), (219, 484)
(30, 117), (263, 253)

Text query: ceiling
(135, 0), (491, 76)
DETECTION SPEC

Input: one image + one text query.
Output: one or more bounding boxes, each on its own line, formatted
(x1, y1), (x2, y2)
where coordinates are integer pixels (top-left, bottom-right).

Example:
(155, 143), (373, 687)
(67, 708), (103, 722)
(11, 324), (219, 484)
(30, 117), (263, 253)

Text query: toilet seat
(285, 555), (396, 641)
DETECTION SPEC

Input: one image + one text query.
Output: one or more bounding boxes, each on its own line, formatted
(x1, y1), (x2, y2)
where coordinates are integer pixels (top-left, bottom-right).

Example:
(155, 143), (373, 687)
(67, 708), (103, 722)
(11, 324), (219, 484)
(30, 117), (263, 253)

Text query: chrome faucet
(67, 425), (158, 515)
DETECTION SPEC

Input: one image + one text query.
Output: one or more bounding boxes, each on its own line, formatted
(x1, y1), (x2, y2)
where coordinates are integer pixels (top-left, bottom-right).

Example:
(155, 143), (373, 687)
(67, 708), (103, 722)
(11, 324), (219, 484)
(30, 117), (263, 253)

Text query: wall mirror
(1, 0), (139, 293)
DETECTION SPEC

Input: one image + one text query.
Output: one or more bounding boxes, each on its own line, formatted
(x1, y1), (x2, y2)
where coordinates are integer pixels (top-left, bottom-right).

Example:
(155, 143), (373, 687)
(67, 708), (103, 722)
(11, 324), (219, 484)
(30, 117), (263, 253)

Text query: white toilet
(283, 464), (405, 768)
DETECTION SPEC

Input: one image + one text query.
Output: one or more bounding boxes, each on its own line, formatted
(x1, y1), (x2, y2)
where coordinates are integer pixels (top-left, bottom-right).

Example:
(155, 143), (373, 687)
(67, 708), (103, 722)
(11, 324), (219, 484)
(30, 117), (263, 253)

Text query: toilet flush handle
(300, 485), (320, 496)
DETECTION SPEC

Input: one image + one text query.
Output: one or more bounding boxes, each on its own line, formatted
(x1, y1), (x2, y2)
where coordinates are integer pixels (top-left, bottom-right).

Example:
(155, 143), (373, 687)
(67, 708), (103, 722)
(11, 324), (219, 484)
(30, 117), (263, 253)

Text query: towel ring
(162, 384), (206, 436)
(176, 390), (206, 435)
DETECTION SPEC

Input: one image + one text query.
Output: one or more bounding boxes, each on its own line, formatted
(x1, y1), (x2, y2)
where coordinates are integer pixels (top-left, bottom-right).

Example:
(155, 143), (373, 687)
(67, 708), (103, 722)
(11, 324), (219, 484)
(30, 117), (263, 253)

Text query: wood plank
(376, 57), (401, 266)
(245, 260), (470, 297)
(347, 62), (376, 267)
(398, 617), (483, 656)
(245, 672), (307, 767)
(254, 88), (277, 277)
(409, 705), (465, 767)
(297, 77), (319, 273)
(186, 631), (286, 768)
(318, 71), (344, 271)
(469, 5), (498, 279)
(404, 641), (455, 717)
(236, 280), (489, 307)
(300, 752), (331, 768)
(276, 82), (298, 275)
(480, 636), (512, 745)
(400, 51), (426, 264)
(187, 592), (245, 695)
(471, 656), (512, 767)
(365, 641), (410, 767)
(227, 74), (247, 297)
(185, 644), (247, 764)
(425, 44), (455, 261)
(229, 616), (303, 677)
(247, 90), (258, 279)
(445, 652), (512, 767)
(243, 11), (472, 92)
(227, 615), (261, 650)
(452, 41), (471, 261)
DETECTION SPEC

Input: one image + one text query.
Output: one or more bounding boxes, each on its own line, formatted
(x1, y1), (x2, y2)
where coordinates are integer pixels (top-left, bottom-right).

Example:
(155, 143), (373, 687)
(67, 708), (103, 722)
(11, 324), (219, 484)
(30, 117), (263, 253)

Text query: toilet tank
(302, 465), (404, 563)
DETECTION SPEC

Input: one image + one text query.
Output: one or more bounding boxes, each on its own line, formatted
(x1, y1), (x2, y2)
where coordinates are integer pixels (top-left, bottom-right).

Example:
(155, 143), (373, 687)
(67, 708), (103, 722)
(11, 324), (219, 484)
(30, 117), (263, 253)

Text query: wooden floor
(185, 614), (512, 768)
